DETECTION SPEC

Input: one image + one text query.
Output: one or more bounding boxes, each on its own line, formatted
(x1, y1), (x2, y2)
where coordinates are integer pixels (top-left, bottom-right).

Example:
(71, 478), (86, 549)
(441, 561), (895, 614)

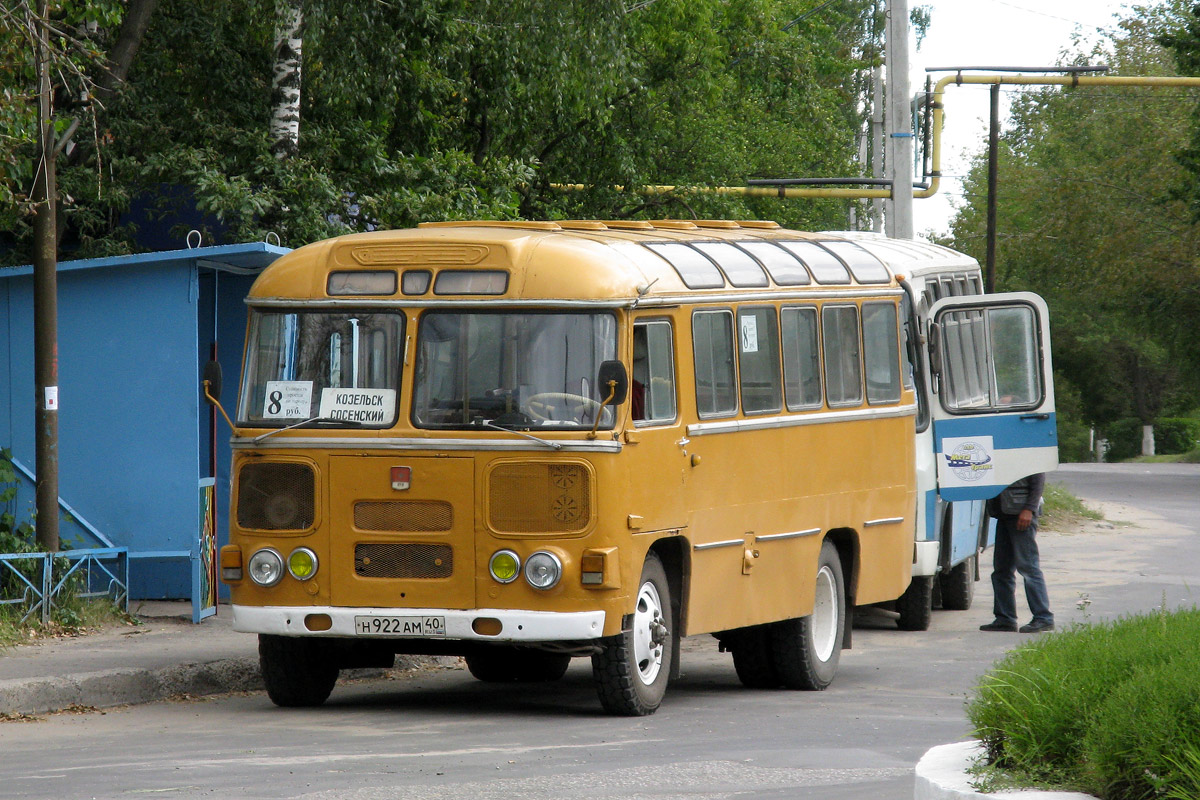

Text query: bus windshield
(413, 311), (618, 430)
(238, 311), (404, 428)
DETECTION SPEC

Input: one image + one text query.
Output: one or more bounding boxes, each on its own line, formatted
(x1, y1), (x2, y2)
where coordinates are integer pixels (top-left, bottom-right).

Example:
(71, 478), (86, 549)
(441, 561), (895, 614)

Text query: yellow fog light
(489, 550), (520, 584)
(287, 547), (318, 581)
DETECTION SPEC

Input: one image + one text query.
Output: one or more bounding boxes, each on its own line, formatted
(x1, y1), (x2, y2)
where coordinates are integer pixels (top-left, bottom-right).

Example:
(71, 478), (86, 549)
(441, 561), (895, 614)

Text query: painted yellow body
(224, 220), (916, 643)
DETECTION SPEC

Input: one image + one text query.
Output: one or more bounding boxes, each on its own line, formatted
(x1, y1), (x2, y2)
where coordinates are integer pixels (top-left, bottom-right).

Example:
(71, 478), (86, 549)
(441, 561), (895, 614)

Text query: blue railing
(0, 548), (128, 625)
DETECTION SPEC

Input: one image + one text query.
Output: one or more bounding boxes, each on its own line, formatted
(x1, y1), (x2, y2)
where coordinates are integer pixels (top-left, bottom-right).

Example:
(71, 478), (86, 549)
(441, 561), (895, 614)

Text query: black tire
(259, 634), (339, 708)
(768, 540), (845, 691)
(465, 649), (572, 682)
(729, 625), (781, 689)
(896, 575), (934, 631)
(938, 556), (976, 611)
(592, 552), (672, 716)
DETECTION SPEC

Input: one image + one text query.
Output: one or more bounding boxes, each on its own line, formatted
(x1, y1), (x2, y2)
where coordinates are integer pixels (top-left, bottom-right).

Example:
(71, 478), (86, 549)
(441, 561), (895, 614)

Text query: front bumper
(232, 604), (607, 642)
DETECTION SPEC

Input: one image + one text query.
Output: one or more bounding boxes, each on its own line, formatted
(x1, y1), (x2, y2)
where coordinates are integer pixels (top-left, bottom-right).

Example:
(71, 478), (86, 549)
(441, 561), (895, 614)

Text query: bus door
(927, 292), (1058, 510)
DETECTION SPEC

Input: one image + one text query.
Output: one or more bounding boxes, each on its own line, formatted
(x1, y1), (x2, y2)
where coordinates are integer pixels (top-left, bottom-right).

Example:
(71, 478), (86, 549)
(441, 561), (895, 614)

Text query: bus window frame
(820, 303), (864, 408)
(933, 300), (1047, 416)
(691, 308), (740, 419)
(861, 300), (903, 407)
(735, 305), (783, 416)
(632, 318), (679, 427)
(780, 304), (824, 412)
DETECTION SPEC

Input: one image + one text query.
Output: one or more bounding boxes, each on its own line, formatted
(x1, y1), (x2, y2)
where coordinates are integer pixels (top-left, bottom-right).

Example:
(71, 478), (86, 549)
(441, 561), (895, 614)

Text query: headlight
(489, 550), (520, 584)
(248, 548), (284, 587)
(287, 547), (318, 580)
(525, 551), (562, 590)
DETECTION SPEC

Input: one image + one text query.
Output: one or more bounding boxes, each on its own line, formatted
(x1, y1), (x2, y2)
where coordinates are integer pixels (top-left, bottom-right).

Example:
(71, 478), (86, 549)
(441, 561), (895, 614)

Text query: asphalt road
(2, 464), (1196, 800)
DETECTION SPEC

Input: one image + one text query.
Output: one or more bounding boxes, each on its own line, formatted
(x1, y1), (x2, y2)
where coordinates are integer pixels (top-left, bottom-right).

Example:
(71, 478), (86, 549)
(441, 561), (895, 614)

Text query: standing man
(979, 473), (1054, 633)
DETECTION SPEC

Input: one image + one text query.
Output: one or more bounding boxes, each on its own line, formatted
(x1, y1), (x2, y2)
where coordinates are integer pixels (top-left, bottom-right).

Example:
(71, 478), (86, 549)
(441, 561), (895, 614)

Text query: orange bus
(214, 220), (1048, 715)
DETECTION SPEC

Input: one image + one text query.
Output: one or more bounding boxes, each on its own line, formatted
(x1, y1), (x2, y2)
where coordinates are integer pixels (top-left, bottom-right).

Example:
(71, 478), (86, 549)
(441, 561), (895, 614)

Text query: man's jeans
(991, 515), (1053, 625)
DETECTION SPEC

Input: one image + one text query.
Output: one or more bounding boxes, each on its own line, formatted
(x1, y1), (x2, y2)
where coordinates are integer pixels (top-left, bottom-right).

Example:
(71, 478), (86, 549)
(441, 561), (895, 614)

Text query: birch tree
(269, 0), (303, 158)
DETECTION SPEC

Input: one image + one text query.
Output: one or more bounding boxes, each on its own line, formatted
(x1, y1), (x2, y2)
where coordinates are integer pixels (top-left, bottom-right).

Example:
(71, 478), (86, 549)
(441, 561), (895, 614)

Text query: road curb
(0, 656), (264, 716)
(915, 741), (1097, 800)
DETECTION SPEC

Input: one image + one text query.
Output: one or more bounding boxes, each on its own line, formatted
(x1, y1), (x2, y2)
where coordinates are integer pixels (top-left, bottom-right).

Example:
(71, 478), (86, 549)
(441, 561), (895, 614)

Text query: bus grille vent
(236, 462), (315, 531)
(354, 543), (453, 579)
(487, 463), (591, 534)
(354, 501), (453, 532)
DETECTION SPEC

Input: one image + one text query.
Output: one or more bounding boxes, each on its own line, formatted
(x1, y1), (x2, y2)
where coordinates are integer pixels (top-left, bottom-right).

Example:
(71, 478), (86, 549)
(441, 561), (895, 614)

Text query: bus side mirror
(597, 360), (628, 405)
(927, 323), (942, 377)
(202, 360), (223, 405)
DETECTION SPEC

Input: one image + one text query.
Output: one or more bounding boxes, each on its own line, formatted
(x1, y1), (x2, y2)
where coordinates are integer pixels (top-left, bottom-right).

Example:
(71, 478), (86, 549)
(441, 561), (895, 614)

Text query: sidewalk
(1, 602), (265, 716)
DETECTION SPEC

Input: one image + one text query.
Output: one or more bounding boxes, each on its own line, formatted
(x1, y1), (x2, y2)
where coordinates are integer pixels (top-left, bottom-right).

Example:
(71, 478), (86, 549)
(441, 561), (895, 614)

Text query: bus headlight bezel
(287, 547), (318, 581)
(248, 548), (285, 587)
(524, 551), (562, 590)
(489, 550), (521, 584)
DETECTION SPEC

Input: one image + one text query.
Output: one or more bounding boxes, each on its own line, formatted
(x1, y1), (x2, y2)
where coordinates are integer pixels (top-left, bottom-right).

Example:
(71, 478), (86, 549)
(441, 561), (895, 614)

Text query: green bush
(968, 609), (1200, 799)
(1154, 418), (1200, 455)
(1103, 418), (1144, 461)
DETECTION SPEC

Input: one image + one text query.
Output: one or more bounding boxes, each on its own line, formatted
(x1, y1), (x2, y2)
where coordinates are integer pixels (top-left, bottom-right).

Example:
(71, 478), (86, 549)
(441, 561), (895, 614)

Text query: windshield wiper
(474, 419), (562, 450)
(253, 416), (363, 443)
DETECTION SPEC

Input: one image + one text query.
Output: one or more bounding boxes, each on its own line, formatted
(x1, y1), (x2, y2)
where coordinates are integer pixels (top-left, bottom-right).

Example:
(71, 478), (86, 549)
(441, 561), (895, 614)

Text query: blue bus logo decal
(945, 441), (993, 482)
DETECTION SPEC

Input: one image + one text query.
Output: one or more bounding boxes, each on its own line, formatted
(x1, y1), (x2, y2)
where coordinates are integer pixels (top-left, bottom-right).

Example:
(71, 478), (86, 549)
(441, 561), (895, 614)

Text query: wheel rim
(632, 580), (666, 685)
(812, 564), (839, 662)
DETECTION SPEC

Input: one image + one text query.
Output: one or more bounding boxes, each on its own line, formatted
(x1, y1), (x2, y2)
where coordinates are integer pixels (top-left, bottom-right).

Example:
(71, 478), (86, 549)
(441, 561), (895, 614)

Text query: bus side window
(822, 305), (863, 407)
(692, 310), (738, 417)
(737, 307), (782, 414)
(632, 321), (677, 424)
(781, 306), (822, 410)
(862, 302), (901, 405)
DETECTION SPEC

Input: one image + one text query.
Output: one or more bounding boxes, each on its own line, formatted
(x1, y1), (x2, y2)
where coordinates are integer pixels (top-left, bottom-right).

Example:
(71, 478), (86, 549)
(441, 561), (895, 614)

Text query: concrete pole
(886, 0), (914, 239)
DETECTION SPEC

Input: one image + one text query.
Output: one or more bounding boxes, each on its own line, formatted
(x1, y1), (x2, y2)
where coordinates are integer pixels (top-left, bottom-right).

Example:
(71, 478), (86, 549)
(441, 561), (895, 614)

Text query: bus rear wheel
(465, 649), (572, 682)
(592, 552), (672, 716)
(769, 540), (845, 690)
(259, 634), (339, 707)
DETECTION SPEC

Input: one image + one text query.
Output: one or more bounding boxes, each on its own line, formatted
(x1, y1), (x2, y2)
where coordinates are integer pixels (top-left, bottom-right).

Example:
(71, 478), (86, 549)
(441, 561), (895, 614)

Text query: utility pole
(984, 83), (1000, 293)
(31, 1), (60, 552)
(886, 0), (914, 239)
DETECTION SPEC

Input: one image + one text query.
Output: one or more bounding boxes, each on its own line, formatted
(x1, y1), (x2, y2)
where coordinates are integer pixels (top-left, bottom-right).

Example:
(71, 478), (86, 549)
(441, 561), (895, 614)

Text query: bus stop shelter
(0, 242), (289, 617)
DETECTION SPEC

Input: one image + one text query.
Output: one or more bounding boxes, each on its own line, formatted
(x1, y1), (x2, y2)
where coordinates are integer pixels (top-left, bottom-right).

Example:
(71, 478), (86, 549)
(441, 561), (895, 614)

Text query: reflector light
(391, 466), (412, 491)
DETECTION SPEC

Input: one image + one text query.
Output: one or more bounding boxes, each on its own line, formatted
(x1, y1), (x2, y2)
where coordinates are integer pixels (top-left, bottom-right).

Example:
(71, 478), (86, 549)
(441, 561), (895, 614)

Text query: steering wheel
(526, 392), (603, 421)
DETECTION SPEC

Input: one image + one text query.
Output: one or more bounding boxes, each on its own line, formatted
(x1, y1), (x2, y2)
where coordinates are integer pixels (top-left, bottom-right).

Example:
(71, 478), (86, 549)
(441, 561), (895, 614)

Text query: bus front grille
(355, 543), (453, 579)
(487, 462), (592, 534)
(236, 462), (315, 531)
(354, 501), (453, 532)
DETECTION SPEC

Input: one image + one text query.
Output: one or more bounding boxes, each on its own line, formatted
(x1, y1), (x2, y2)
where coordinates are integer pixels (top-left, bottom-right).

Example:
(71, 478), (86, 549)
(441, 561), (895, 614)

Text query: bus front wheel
(769, 540), (845, 690)
(938, 556), (976, 611)
(592, 552), (672, 716)
(259, 634), (339, 708)
(896, 575), (934, 631)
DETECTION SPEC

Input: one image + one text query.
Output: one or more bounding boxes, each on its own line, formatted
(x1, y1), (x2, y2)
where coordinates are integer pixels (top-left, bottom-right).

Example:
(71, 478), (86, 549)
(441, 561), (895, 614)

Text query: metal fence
(0, 548), (129, 625)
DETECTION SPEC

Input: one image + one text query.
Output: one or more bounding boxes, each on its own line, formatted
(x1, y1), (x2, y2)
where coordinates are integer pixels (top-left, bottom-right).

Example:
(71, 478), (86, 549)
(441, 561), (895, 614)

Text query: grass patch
(1041, 482), (1103, 530)
(967, 607), (1200, 799)
(0, 598), (139, 649)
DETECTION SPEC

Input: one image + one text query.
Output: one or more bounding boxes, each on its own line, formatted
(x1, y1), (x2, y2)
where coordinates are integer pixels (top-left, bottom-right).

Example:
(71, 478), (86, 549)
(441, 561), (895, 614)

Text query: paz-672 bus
(213, 220), (1056, 715)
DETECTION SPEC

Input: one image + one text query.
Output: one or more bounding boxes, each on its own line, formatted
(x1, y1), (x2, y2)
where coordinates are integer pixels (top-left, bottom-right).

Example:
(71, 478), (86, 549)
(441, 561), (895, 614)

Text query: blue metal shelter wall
(2, 263), (200, 597)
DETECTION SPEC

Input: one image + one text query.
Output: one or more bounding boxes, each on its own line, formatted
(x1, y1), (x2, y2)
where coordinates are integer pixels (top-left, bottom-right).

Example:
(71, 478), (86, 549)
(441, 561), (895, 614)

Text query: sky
(909, 0), (1136, 237)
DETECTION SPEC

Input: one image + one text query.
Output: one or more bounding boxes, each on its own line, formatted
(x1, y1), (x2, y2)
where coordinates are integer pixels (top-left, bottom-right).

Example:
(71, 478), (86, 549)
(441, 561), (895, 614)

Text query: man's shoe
(979, 621), (1018, 632)
(1019, 619), (1055, 633)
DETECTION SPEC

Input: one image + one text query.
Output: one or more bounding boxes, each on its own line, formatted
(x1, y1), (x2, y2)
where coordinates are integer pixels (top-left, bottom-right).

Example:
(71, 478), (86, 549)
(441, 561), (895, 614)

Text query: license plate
(354, 615), (446, 637)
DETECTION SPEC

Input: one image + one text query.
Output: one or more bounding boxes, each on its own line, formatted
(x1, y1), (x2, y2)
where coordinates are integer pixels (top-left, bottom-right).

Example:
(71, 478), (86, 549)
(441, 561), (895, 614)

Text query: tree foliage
(945, 0), (1200, 431)
(0, 0), (882, 263)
